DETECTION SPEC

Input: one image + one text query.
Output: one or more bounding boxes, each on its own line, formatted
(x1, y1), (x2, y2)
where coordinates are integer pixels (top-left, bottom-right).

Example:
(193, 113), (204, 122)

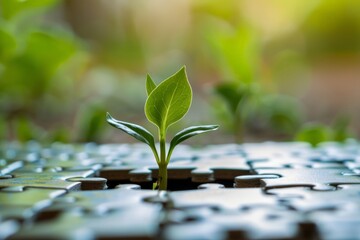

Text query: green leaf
(146, 74), (156, 96)
(295, 123), (332, 147)
(170, 125), (219, 150)
(145, 66), (192, 133)
(167, 125), (218, 162)
(106, 112), (156, 148)
(215, 82), (246, 114)
(24, 31), (77, 77)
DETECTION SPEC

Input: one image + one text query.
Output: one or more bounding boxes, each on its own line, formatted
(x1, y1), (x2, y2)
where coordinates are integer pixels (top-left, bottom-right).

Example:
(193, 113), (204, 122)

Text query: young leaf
(295, 123), (332, 147)
(145, 66), (192, 132)
(167, 125), (219, 162)
(146, 74), (157, 96)
(215, 82), (247, 114)
(106, 112), (156, 148)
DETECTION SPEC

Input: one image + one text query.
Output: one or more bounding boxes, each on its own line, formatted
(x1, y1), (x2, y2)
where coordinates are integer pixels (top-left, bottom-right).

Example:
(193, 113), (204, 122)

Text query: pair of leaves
(215, 82), (248, 115)
(106, 66), (218, 165)
(107, 112), (218, 164)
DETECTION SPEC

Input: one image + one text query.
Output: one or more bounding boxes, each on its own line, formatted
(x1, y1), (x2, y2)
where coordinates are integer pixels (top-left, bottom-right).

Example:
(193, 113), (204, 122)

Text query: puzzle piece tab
(53, 188), (159, 212)
(0, 170), (103, 191)
(169, 188), (278, 210)
(236, 168), (360, 190)
(11, 190), (162, 240)
(0, 187), (65, 221)
(267, 184), (360, 212)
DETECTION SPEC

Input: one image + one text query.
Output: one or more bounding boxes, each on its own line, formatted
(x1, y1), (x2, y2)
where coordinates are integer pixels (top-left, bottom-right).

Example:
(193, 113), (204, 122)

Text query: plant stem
(158, 163), (167, 190)
(234, 112), (243, 143)
(160, 133), (166, 165)
(158, 131), (168, 190)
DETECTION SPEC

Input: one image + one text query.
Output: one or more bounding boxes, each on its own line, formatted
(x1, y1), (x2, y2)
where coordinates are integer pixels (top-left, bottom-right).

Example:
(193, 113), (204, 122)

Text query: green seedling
(295, 123), (332, 147)
(296, 118), (353, 147)
(106, 66), (218, 190)
(215, 82), (251, 142)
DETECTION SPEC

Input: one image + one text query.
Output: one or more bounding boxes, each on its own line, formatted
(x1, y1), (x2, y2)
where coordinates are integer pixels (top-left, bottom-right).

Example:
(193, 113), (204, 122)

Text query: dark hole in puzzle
(106, 179), (238, 190)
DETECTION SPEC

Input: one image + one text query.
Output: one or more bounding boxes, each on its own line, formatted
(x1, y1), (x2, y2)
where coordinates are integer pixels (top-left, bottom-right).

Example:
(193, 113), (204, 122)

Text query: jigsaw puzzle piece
(99, 165), (156, 187)
(198, 183), (225, 189)
(205, 207), (308, 240)
(0, 187), (65, 221)
(99, 144), (157, 185)
(344, 151), (360, 173)
(242, 141), (311, 160)
(53, 188), (159, 213)
(161, 221), (225, 240)
(236, 168), (360, 190)
(0, 220), (19, 240)
(169, 188), (278, 210)
(309, 208), (360, 240)
(165, 155), (251, 183)
(163, 205), (312, 240)
(0, 160), (23, 175)
(248, 156), (345, 170)
(16, 143), (118, 173)
(244, 141), (348, 169)
(0, 170), (106, 191)
(0, 142), (35, 162)
(307, 141), (359, 166)
(267, 184), (360, 213)
(11, 192), (162, 240)
(114, 183), (141, 189)
(188, 144), (243, 159)
(19, 157), (105, 173)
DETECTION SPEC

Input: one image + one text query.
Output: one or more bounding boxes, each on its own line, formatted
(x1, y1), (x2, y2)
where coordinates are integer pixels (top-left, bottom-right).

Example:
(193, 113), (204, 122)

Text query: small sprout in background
(208, 25), (260, 142)
(77, 105), (108, 143)
(247, 94), (303, 140)
(295, 118), (352, 147)
(332, 117), (352, 142)
(49, 127), (71, 143)
(214, 82), (252, 142)
(14, 117), (45, 143)
(295, 123), (332, 147)
(107, 66), (218, 190)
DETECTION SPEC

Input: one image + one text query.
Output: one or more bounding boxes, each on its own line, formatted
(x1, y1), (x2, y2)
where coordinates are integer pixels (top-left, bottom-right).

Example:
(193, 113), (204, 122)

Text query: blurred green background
(0, 0), (359, 145)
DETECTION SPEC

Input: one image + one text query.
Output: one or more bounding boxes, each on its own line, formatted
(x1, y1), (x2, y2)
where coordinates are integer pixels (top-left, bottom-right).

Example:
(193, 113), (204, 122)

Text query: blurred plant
(332, 117), (352, 142)
(246, 95), (303, 139)
(214, 82), (253, 142)
(0, 0), (88, 142)
(205, 20), (303, 142)
(206, 24), (260, 142)
(77, 105), (108, 143)
(295, 117), (352, 147)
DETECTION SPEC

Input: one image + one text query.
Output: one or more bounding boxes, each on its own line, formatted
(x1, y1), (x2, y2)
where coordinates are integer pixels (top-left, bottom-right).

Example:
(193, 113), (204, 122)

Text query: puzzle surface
(1, 141), (360, 239)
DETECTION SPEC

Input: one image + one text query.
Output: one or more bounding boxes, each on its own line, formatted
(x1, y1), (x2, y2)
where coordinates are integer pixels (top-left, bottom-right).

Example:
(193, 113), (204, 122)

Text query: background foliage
(0, 0), (358, 144)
